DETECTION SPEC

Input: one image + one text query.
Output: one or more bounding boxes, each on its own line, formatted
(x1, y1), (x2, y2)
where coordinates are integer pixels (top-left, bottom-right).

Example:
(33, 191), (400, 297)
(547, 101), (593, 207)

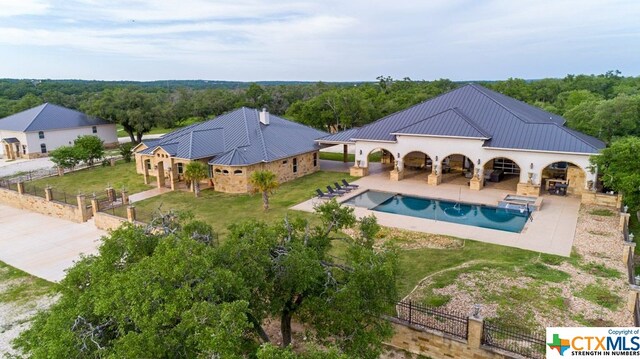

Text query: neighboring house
(133, 107), (327, 193)
(0, 103), (118, 159)
(317, 84), (605, 196)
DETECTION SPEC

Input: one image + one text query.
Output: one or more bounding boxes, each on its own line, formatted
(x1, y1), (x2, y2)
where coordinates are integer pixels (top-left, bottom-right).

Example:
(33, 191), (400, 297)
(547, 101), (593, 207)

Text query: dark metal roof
(1, 137), (20, 144)
(316, 128), (359, 144)
(0, 103), (111, 132)
(136, 107), (327, 166)
(347, 84), (604, 154)
(393, 108), (490, 139)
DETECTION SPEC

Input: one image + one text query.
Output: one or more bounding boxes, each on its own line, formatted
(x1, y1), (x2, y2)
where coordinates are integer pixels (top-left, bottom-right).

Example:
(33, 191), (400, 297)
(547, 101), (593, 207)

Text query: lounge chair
(326, 185), (346, 196)
(334, 182), (353, 192)
(315, 188), (337, 199)
(341, 179), (359, 189)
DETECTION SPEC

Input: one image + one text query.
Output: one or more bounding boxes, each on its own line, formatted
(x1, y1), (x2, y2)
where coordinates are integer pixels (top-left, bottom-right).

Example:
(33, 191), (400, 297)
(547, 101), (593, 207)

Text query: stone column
(143, 159), (150, 185)
(467, 317), (484, 349)
(350, 166), (369, 177)
(620, 213), (631, 232)
(126, 205), (136, 223)
(106, 186), (116, 203)
(169, 159), (177, 191)
(156, 161), (165, 189)
(623, 242), (636, 266)
(90, 196), (99, 217)
(110, 158), (116, 167)
(427, 165), (442, 186)
(121, 190), (129, 205)
(627, 285), (640, 313)
(17, 182), (25, 195)
(77, 194), (90, 222)
(44, 186), (53, 201)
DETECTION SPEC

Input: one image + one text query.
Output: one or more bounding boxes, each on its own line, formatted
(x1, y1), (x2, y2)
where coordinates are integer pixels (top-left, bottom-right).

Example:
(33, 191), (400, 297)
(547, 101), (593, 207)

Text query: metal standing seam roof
(1, 137), (20, 144)
(331, 83), (604, 154)
(136, 107), (328, 166)
(0, 103), (111, 132)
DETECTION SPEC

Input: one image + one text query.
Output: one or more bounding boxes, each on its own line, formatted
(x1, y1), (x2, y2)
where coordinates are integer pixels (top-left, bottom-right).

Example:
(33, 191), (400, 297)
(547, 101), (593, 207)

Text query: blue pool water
(343, 190), (530, 233)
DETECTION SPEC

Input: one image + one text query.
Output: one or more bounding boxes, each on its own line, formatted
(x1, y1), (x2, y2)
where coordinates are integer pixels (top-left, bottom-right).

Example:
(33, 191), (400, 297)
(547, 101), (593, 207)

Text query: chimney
(259, 107), (269, 125)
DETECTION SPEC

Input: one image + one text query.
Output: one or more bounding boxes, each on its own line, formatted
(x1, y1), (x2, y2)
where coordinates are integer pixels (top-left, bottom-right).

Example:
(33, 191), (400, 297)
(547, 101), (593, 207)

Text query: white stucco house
(317, 84), (606, 197)
(0, 103), (118, 159)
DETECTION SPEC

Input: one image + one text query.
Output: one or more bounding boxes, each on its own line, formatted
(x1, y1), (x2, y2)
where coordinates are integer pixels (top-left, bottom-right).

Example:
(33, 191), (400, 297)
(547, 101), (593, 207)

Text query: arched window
(38, 131), (45, 139)
(222, 170), (229, 175)
(40, 143), (47, 153)
(214, 169), (222, 174)
(234, 169), (243, 175)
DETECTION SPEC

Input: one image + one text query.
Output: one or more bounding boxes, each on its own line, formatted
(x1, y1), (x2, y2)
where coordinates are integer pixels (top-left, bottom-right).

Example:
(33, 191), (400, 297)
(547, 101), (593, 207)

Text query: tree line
(1, 71), (639, 143)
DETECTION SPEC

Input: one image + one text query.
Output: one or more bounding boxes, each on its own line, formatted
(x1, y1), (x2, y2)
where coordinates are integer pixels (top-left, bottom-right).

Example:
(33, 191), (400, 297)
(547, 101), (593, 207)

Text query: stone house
(0, 103), (118, 159)
(317, 84), (605, 197)
(133, 107), (327, 193)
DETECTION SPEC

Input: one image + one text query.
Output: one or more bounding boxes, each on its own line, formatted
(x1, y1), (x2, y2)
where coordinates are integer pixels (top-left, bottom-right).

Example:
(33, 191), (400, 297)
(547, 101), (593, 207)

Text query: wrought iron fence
(24, 184), (46, 198)
(50, 189), (70, 204)
(0, 179), (17, 191)
(393, 300), (468, 340)
(482, 321), (545, 359)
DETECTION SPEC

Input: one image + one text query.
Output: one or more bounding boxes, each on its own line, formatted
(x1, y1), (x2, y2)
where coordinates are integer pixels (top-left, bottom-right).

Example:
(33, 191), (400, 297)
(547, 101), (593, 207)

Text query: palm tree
(184, 161), (208, 197)
(249, 170), (279, 210)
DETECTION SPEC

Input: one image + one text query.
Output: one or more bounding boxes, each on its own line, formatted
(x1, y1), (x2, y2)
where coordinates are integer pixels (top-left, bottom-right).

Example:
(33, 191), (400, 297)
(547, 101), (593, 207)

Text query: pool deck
(292, 170), (580, 256)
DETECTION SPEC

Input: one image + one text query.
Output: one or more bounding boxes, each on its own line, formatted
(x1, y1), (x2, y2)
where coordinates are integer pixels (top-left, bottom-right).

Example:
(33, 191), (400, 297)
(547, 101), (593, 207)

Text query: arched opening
(540, 161), (586, 196)
(440, 154), (475, 185)
(402, 151), (433, 180)
(483, 157), (521, 191)
(367, 148), (395, 174)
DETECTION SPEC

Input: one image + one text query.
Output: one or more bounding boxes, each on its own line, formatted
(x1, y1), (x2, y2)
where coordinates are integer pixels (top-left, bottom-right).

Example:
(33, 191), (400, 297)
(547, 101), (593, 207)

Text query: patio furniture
(342, 179), (359, 189)
(326, 185), (346, 196)
(490, 169), (504, 182)
(316, 188), (337, 199)
(334, 182), (353, 192)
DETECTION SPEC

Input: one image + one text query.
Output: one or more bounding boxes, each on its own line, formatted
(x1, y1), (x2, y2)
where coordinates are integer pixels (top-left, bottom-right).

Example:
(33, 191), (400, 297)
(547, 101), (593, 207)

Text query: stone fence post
(467, 316), (484, 349)
(620, 213), (631, 232)
(623, 242), (636, 266)
(90, 196), (99, 217)
(627, 285), (640, 313)
(76, 194), (90, 222)
(44, 186), (53, 201)
(106, 186), (116, 203)
(127, 205), (136, 223)
(122, 190), (129, 205)
(17, 182), (25, 195)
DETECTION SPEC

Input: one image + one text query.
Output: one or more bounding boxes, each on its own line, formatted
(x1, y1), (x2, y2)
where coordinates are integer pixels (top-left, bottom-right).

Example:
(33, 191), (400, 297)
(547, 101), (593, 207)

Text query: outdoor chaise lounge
(341, 179), (359, 189)
(334, 182), (353, 193)
(316, 188), (337, 199)
(326, 185), (347, 196)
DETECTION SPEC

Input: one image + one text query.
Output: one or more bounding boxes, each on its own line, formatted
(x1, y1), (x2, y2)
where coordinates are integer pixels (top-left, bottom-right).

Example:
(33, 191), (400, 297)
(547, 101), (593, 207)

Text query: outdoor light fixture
(630, 233), (635, 242)
(477, 158), (480, 165)
(435, 156), (438, 161)
(397, 153), (400, 159)
(359, 149), (362, 155)
(624, 205), (629, 213)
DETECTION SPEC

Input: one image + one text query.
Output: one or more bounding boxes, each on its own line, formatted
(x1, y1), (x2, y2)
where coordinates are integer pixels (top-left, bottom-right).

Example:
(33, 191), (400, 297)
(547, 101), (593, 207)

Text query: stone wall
(94, 211), (128, 231)
(0, 187), (87, 223)
(581, 192), (623, 208)
(385, 319), (511, 359)
(566, 165), (586, 195)
(212, 151), (319, 193)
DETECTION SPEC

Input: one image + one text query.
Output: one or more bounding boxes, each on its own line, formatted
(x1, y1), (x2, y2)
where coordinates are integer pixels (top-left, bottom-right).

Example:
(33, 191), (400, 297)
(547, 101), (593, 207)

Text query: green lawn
(131, 171), (357, 235)
(0, 261), (55, 304)
(319, 151), (381, 162)
(30, 161), (153, 196)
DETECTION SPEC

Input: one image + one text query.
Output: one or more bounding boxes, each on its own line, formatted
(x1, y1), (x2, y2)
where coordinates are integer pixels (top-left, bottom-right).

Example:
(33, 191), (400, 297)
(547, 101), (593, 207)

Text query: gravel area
(401, 204), (633, 330)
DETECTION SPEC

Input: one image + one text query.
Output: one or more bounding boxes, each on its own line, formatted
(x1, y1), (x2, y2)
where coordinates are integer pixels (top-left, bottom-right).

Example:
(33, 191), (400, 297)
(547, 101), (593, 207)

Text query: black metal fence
(24, 183), (46, 198)
(393, 301), (468, 340)
(50, 189), (71, 204)
(482, 321), (545, 359)
(0, 179), (17, 191)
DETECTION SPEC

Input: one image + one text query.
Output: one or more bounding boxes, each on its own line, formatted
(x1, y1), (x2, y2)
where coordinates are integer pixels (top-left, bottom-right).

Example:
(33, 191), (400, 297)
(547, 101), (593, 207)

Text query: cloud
(0, 0), (51, 17)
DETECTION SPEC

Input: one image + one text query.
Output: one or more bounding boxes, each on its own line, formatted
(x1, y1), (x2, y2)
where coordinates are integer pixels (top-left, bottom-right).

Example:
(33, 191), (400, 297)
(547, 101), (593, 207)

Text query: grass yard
(131, 171), (357, 235)
(319, 151), (381, 162)
(29, 160), (153, 196)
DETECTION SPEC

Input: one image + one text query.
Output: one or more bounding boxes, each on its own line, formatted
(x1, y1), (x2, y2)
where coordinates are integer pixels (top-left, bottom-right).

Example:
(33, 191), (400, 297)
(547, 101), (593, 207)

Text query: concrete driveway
(0, 204), (105, 282)
(0, 157), (55, 177)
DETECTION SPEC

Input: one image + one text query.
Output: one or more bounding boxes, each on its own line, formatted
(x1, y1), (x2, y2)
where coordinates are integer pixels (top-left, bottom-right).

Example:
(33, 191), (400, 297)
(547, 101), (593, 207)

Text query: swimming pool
(342, 190), (531, 233)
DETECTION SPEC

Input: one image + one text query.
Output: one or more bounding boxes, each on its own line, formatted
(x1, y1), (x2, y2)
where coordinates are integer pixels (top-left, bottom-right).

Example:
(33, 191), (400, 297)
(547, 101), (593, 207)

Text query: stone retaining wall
(93, 211), (129, 231)
(581, 192), (623, 208)
(0, 187), (88, 223)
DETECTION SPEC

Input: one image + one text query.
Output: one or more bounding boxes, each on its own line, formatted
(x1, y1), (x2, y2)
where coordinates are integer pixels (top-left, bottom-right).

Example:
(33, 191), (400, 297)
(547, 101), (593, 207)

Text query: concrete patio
(293, 166), (580, 256)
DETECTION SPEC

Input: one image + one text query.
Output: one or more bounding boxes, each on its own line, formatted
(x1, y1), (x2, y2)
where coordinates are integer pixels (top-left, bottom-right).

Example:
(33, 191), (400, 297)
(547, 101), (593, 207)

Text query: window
(38, 131), (44, 139)
(222, 170), (229, 175)
(292, 158), (298, 173)
(313, 153), (317, 167)
(22, 145), (26, 155)
(92, 126), (97, 133)
(146, 161), (151, 170)
(234, 169), (243, 175)
(214, 168), (222, 174)
(282, 160), (288, 164)
(177, 163), (184, 174)
(40, 143), (47, 153)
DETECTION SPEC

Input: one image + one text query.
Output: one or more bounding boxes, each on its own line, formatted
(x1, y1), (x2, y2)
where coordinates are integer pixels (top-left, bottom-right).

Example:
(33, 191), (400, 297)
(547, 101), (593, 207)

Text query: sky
(0, 0), (639, 82)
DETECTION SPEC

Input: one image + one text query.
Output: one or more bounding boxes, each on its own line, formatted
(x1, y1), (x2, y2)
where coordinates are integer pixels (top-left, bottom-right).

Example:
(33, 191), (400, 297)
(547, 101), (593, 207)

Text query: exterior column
(343, 144), (348, 163)
(390, 159), (404, 181)
(143, 159), (150, 185)
(76, 194), (90, 222)
(127, 205), (136, 223)
(156, 161), (165, 189)
(44, 186), (53, 201)
(350, 165), (369, 177)
(427, 165), (442, 186)
(169, 159), (177, 191)
(467, 316), (484, 349)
